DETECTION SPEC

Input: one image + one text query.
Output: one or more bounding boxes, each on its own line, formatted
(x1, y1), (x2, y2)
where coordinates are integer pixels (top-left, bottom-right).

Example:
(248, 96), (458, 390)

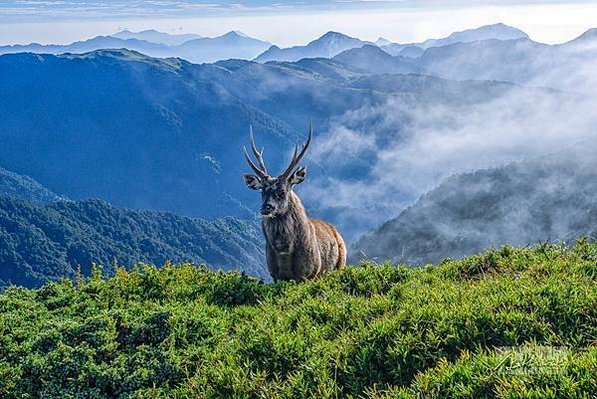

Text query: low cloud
(304, 82), (597, 239)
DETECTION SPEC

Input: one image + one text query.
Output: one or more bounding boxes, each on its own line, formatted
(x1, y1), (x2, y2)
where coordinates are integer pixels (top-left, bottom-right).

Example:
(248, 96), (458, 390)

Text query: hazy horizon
(1, 1), (596, 47)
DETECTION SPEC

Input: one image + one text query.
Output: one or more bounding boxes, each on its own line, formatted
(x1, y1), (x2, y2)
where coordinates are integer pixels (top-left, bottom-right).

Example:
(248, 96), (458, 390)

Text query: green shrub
(0, 241), (595, 398)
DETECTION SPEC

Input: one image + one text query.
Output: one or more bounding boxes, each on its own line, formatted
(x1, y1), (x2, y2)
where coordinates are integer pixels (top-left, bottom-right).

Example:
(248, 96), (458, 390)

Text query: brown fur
(262, 192), (346, 281)
(243, 125), (345, 281)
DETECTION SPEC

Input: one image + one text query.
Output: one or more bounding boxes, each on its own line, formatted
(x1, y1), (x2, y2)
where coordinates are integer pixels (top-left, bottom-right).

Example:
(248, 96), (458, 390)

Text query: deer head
(243, 125), (312, 217)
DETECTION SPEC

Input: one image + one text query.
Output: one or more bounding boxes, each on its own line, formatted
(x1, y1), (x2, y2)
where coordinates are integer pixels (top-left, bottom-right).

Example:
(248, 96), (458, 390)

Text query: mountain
(0, 166), (62, 203)
(0, 31), (271, 64)
(171, 31), (271, 63)
(1, 48), (560, 241)
(395, 45), (425, 58)
(415, 37), (549, 84)
(567, 27), (597, 47)
(255, 31), (367, 62)
(331, 45), (422, 75)
(398, 26), (597, 92)
(112, 29), (202, 46)
(1, 241), (594, 397)
(558, 28), (597, 58)
(421, 23), (529, 49)
(0, 49), (303, 221)
(352, 140), (597, 265)
(381, 23), (529, 55)
(412, 32), (597, 91)
(375, 37), (393, 46)
(0, 36), (170, 57)
(0, 195), (265, 288)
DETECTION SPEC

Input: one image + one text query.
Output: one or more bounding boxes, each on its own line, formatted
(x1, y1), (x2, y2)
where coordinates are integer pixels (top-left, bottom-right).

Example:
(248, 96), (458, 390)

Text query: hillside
(353, 140), (597, 265)
(0, 195), (265, 288)
(0, 166), (62, 203)
(331, 45), (422, 75)
(0, 242), (594, 397)
(0, 49), (535, 240)
(0, 49), (303, 221)
(415, 38), (551, 85)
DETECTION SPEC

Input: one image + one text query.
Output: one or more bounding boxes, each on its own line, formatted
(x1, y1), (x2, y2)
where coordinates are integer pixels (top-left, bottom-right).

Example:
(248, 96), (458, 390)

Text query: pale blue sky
(1, 1), (596, 46)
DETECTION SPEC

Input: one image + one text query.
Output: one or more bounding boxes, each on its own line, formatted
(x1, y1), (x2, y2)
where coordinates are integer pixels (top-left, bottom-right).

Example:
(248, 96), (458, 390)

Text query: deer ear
(243, 173), (263, 190)
(288, 166), (307, 186)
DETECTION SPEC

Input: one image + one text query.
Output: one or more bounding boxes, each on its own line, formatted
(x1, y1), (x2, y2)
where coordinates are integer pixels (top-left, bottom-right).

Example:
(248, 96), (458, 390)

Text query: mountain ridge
(381, 23), (529, 56)
(0, 166), (62, 204)
(112, 29), (202, 45)
(331, 44), (422, 75)
(0, 31), (271, 64)
(254, 31), (368, 63)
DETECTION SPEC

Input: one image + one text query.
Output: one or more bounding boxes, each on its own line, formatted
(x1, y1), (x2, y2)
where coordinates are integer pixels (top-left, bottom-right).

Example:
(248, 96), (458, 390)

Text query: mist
(351, 137), (597, 264)
(303, 52), (597, 241)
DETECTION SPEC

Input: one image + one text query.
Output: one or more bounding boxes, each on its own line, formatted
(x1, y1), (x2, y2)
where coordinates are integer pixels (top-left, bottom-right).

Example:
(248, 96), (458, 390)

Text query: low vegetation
(0, 240), (595, 398)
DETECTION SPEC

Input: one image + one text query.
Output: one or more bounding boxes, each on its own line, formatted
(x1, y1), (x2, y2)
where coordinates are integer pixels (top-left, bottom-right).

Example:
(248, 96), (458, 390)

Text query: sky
(1, 1), (597, 46)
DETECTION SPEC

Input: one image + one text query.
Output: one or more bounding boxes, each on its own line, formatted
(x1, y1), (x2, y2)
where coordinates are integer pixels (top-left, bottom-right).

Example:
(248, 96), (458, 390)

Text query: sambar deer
(243, 125), (346, 281)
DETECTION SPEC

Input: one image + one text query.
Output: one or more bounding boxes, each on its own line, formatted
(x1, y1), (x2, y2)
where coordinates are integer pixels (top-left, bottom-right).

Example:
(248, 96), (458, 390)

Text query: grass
(0, 240), (595, 398)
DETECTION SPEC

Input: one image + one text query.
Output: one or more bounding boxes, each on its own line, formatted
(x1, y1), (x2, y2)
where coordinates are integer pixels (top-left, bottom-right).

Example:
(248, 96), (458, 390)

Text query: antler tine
(244, 146), (267, 179)
(281, 123), (313, 179)
(249, 125), (268, 175)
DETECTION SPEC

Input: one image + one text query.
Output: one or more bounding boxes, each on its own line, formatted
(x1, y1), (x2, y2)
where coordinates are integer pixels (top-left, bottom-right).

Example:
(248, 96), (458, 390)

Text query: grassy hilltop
(0, 241), (595, 398)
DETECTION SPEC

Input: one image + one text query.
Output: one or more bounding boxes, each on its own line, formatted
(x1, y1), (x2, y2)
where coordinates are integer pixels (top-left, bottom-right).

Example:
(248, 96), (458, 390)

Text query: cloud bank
(304, 81), (597, 239)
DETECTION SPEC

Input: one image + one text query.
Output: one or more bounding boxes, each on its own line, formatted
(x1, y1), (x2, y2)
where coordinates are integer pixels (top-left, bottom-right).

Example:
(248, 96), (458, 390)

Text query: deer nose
(261, 204), (274, 214)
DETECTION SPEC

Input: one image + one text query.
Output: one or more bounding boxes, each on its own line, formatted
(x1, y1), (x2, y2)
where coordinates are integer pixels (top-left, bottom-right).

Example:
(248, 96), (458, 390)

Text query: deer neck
(262, 192), (309, 252)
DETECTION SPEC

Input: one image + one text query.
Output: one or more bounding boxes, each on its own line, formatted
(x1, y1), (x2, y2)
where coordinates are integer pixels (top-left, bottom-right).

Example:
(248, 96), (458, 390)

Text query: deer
(243, 125), (346, 282)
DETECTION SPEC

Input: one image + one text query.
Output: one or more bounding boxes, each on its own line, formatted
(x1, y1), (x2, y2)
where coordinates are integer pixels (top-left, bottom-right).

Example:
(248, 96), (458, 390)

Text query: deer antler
(280, 123), (312, 179)
(244, 125), (269, 179)
(249, 125), (268, 175)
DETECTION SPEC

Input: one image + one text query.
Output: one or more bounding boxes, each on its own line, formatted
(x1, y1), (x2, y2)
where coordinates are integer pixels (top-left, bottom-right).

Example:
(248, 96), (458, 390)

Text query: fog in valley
(305, 37), (597, 241)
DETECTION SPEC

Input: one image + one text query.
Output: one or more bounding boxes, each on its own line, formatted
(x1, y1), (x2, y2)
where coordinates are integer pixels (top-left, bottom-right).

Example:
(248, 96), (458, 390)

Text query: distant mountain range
(281, 26), (596, 92)
(255, 31), (370, 63)
(381, 23), (529, 56)
(253, 24), (531, 63)
(1, 24), (528, 66)
(112, 29), (203, 46)
(331, 45), (422, 75)
(413, 33), (597, 92)
(170, 32), (271, 63)
(0, 23), (592, 73)
(0, 30), (271, 64)
(352, 139), (597, 265)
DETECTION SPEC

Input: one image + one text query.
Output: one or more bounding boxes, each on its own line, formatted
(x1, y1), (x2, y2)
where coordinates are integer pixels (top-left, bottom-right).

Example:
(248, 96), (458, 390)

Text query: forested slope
(0, 196), (265, 288)
(353, 140), (597, 265)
